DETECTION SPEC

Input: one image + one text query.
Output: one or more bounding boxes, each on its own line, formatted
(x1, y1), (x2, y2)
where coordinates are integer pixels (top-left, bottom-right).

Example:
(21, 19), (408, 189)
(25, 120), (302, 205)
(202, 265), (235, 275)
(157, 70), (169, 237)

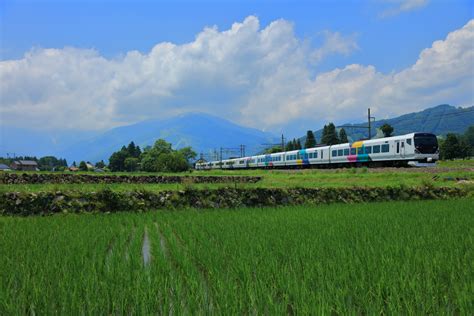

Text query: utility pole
(281, 134), (285, 151)
(368, 108), (375, 140)
(220, 147), (223, 169)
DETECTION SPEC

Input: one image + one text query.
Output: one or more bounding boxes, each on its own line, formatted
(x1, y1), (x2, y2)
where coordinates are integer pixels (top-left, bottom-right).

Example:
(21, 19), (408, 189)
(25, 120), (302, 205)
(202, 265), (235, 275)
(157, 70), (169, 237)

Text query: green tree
(139, 139), (192, 172)
(124, 157), (140, 172)
(285, 140), (294, 151)
(464, 125), (474, 149)
(178, 147), (197, 163)
(321, 123), (339, 145)
(108, 150), (128, 172)
(95, 160), (106, 169)
(304, 130), (316, 148)
(380, 123), (394, 137)
(72, 161), (77, 167)
(78, 161), (88, 171)
(295, 139), (302, 150)
(265, 146), (282, 154)
(339, 128), (348, 143)
(440, 133), (459, 160)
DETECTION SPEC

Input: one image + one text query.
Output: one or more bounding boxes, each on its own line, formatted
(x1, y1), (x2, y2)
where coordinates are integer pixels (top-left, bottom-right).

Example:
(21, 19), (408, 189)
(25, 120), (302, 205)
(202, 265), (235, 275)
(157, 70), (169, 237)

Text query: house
(11, 160), (39, 171)
(0, 163), (11, 171)
(69, 167), (79, 172)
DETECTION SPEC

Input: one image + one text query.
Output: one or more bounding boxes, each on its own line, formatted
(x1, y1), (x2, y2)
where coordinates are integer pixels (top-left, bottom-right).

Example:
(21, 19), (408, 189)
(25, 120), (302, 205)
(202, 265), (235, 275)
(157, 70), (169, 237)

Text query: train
(195, 132), (439, 170)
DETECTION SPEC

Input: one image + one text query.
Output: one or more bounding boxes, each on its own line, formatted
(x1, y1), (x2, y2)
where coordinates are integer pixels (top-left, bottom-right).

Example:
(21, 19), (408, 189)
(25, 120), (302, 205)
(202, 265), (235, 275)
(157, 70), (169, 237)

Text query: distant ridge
(307, 104), (474, 143)
(57, 112), (279, 163)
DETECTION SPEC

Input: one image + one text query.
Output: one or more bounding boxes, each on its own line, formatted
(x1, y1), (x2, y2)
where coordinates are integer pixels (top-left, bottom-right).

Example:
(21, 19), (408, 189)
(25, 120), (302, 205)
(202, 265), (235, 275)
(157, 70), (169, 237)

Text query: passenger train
(195, 132), (439, 170)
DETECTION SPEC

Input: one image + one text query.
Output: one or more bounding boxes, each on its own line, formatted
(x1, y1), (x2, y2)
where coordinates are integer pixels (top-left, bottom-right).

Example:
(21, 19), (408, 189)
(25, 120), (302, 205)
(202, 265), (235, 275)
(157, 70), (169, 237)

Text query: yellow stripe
(352, 141), (364, 148)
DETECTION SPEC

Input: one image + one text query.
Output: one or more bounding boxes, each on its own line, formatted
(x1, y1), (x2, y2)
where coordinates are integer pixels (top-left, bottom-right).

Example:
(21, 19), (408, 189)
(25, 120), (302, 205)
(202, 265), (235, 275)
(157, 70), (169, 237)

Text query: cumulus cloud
(0, 16), (473, 134)
(379, 0), (429, 18)
(311, 31), (359, 63)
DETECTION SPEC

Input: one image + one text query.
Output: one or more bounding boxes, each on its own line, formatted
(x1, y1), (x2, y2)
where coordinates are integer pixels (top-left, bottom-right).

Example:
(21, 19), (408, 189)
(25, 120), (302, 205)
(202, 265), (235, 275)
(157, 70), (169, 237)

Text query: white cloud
(312, 31), (359, 63)
(0, 16), (473, 134)
(379, 0), (429, 18)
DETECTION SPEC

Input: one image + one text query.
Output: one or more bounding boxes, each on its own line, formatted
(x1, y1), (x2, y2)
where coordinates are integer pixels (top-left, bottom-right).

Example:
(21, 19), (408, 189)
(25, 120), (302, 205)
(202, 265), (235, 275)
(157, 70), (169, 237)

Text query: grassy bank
(1, 199), (472, 314)
(1, 167), (473, 193)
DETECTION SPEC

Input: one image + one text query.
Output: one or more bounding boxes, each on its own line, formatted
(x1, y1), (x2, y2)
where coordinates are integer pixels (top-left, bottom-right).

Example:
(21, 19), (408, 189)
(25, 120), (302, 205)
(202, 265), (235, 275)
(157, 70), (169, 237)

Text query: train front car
(408, 133), (439, 167)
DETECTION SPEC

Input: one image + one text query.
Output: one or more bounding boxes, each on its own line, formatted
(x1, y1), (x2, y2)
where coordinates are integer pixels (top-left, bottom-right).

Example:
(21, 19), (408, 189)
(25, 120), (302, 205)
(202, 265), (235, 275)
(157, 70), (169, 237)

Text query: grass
(1, 166), (474, 193)
(1, 199), (472, 314)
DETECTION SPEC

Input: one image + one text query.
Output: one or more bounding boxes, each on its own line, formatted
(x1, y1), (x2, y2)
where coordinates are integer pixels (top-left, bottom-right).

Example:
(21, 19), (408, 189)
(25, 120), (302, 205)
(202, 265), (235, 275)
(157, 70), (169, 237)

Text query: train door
(395, 140), (405, 158)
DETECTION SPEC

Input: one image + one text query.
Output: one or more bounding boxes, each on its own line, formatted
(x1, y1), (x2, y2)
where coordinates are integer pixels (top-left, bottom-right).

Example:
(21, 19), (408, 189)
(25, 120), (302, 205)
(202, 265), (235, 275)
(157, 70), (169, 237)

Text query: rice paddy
(1, 199), (472, 314)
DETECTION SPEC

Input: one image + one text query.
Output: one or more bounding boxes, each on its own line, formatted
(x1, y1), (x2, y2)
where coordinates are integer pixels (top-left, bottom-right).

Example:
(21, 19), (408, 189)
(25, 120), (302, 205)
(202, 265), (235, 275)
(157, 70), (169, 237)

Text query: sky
(0, 0), (473, 138)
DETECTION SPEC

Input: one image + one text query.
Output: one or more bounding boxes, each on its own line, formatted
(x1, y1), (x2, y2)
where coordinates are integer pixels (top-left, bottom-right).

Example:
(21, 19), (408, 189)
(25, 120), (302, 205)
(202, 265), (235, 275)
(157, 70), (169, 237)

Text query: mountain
(56, 113), (279, 163)
(301, 104), (474, 144)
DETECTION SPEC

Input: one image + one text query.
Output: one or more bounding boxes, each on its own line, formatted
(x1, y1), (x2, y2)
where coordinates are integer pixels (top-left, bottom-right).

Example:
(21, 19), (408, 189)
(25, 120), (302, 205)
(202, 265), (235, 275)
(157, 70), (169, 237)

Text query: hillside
(308, 104), (474, 143)
(57, 113), (279, 163)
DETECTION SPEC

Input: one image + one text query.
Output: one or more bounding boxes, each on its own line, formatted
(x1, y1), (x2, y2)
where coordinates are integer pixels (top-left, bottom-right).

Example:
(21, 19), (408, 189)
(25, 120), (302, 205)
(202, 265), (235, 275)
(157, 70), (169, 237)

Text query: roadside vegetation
(1, 199), (472, 314)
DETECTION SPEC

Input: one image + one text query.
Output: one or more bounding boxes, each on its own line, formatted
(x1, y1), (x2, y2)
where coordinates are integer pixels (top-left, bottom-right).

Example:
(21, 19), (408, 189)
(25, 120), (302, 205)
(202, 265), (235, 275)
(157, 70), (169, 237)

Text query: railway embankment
(0, 186), (466, 216)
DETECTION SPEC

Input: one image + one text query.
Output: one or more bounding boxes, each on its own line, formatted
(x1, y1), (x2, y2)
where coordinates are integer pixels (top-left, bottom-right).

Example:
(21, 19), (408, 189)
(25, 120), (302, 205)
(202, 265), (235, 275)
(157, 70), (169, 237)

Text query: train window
(314, 151), (318, 158)
(351, 148), (356, 155)
(366, 146), (372, 154)
(344, 148), (349, 156)
(382, 144), (390, 153)
(407, 139), (412, 145)
(332, 150), (337, 157)
(357, 148), (364, 155)
(321, 151), (323, 159)
(373, 145), (380, 153)
(338, 149), (343, 156)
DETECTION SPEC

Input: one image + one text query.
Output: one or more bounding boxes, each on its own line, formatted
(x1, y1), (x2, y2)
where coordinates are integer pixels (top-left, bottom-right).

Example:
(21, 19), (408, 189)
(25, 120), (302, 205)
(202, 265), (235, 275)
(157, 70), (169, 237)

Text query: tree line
(0, 156), (68, 171)
(108, 139), (196, 172)
(439, 126), (474, 160)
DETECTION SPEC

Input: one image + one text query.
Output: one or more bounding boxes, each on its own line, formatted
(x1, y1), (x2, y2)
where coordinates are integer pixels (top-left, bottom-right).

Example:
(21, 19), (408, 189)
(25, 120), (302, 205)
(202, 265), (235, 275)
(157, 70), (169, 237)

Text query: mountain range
(305, 104), (474, 144)
(1, 104), (473, 163)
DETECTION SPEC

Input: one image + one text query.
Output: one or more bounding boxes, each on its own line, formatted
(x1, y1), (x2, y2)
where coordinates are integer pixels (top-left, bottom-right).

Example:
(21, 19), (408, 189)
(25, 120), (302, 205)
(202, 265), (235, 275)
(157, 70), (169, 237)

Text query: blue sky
(0, 0), (473, 137)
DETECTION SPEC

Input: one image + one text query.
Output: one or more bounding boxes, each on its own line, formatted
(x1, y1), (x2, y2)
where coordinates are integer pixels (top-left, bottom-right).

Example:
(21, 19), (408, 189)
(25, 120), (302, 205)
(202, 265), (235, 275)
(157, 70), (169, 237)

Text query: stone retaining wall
(0, 173), (262, 184)
(0, 186), (466, 216)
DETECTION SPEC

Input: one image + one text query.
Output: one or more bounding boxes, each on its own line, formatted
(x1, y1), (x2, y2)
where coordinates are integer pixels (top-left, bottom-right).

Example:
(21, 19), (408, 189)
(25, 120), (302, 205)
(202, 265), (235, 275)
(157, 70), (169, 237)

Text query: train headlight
(427, 157), (433, 162)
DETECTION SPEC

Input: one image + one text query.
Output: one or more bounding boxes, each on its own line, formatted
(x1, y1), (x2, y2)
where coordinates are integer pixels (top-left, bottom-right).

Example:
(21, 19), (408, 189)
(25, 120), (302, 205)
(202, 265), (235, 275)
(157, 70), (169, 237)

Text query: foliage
(380, 123), (394, 137)
(339, 128), (348, 143)
(140, 139), (193, 172)
(440, 133), (471, 160)
(124, 157), (140, 172)
(265, 146), (283, 154)
(321, 123), (340, 145)
(178, 147), (197, 163)
(78, 161), (88, 171)
(304, 130), (316, 148)
(95, 160), (106, 169)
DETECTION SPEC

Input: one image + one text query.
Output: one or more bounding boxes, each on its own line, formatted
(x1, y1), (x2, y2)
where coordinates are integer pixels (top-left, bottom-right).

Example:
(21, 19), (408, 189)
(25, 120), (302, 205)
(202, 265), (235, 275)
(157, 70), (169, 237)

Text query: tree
(72, 161), (77, 167)
(265, 146), (282, 154)
(285, 140), (294, 151)
(139, 139), (193, 172)
(124, 157), (140, 172)
(441, 133), (459, 160)
(380, 123), (394, 137)
(178, 147), (197, 163)
(295, 139), (302, 150)
(339, 128), (348, 143)
(463, 125), (474, 156)
(321, 123), (339, 145)
(95, 160), (106, 169)
(304, 130), (316, 148)
(108, 150), (128, 172)
(79, 161), (88, 171)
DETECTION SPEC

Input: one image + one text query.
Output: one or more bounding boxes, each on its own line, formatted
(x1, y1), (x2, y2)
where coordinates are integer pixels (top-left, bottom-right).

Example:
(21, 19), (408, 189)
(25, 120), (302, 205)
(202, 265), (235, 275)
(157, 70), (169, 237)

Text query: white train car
(195, 132), (439, 170)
